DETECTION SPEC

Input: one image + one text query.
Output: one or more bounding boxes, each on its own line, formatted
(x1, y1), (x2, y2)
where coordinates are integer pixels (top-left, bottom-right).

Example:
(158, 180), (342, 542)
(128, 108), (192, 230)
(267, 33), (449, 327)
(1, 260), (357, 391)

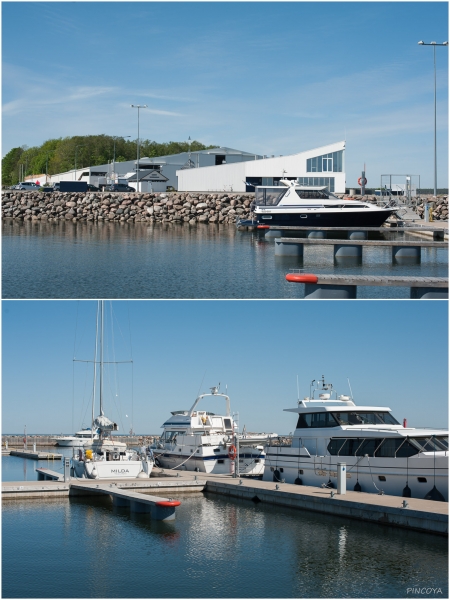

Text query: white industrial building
(45, 147), (262, 192)
(177, 141), (346, 194)
(33, 140), (346, 193)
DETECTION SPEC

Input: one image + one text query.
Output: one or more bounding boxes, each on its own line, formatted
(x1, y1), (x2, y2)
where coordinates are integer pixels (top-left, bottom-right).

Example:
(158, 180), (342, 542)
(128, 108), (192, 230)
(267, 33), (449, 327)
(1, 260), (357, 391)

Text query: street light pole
(112, 135), (131, 178)
(131, 105), (147, 192)
(74, 145), (85, 182)
(418, 40), (448, 198)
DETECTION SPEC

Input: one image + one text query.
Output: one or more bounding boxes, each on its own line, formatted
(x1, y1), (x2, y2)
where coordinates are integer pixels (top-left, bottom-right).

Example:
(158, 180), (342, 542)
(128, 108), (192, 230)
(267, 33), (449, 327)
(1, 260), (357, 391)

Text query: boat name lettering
(111, 469), (130, 474)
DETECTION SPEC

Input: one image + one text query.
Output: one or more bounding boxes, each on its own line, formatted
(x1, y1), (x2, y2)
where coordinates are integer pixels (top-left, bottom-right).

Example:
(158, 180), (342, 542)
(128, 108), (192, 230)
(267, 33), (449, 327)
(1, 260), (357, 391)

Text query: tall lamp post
(112, 135), (131, 178)
(74, 145), (85, 182)
(417, 40), (448, 198)
(130, 105), (147, 192)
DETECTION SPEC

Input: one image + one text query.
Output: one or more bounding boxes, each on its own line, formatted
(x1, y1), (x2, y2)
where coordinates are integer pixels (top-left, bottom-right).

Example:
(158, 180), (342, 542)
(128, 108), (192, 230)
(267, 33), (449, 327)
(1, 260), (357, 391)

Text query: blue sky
(2, 300), (448, 434)
(2, 1), (448, 188)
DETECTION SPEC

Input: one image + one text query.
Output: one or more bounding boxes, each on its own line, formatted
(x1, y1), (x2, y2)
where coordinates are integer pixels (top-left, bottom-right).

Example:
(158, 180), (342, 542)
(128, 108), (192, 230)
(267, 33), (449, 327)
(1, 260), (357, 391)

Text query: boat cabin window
(295, 190), (329, 200)
(160, 431), (186, 442)
(223, 418), (233, 432)
(297, 412), (339, 428)
(255, 187), (287, 206)
(332, 412), (399, 426)
(327, 436), (442, 458)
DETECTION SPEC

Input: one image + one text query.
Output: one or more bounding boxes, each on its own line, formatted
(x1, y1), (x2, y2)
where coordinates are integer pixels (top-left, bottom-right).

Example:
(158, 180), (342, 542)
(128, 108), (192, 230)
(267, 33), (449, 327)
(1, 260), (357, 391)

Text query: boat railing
(266, 435), (293, 447)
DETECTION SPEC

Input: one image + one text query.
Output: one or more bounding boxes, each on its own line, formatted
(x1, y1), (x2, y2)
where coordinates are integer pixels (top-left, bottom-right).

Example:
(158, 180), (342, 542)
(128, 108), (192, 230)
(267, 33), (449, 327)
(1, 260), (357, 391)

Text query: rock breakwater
(2, 191), (447, 223)
(1, 191), (255, 223)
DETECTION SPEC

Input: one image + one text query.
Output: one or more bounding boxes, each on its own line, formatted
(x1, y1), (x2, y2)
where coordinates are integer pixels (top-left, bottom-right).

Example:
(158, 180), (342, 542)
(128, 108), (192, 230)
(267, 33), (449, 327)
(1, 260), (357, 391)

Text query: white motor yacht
(71, 301), (153, 480)
(53, 428), (100, 447)
(263, 376), (448, 501)
(254, 180), (397, 227)
(152, 387), (266, 475)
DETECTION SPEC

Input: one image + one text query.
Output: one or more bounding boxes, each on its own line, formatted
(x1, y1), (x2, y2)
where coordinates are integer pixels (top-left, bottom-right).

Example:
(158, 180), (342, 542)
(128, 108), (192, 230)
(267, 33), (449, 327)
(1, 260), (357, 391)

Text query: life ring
(228, 445), (237, 460)
(285, 273), (318, 284)
(358, 177), (367, 186)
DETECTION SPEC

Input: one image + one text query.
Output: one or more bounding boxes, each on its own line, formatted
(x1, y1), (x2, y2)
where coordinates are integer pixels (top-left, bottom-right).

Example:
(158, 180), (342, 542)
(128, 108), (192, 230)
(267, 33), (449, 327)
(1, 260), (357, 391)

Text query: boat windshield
(295, 189), (330, 199)
(332, 412), (400, 426)
(160, 430), (186, 442)
(296, 411), (399, 428)
(255, 187), (288, 206)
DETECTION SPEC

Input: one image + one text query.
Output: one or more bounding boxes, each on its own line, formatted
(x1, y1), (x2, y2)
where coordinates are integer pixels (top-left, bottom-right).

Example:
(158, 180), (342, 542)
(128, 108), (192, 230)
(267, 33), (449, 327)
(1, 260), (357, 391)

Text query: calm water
(3, 493), (448, 598)
(2, 220), (447, 299)
(2, 455), (448, 598)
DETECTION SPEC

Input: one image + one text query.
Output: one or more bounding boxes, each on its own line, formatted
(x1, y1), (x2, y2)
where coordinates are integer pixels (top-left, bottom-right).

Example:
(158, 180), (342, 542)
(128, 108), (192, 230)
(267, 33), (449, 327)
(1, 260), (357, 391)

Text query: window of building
(307, 151), (343, 173)
(297, 177), (335, 192)
(215, 155), (226, 165)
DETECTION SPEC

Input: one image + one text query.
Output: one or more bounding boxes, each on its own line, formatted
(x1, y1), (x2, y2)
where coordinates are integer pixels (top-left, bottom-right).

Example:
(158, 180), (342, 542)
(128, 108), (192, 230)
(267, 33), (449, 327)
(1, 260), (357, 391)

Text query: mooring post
(410, 287), (448, 299)
(392, 246), (421, 262)
(274, 239), (304, 257)
(334, 244), (363, 258)
(304, 284), (357, 299)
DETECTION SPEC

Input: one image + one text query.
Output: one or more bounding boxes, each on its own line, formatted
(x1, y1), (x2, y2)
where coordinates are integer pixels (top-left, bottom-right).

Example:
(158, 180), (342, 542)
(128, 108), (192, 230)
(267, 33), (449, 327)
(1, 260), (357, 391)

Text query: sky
(2, 1), (448, 188)
(2, 300), (448, 434)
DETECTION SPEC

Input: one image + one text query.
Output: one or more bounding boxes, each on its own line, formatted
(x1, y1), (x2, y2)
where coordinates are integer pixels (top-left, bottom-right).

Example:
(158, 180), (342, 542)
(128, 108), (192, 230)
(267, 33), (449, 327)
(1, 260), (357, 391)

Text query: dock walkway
(2, 469), (447, 535)
(10, 449), (62, 460)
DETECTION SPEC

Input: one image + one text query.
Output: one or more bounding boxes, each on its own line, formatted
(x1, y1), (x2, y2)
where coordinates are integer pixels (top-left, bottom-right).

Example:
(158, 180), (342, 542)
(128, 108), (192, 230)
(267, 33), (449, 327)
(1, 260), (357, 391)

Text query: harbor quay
(1, 190), (448, 224)
(2, 468), (447, 536)
(1, 434), (158, 448)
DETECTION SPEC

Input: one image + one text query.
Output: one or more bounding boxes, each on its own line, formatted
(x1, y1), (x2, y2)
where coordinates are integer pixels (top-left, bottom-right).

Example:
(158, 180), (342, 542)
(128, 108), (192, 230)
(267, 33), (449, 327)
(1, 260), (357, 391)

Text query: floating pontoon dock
(2, 469), (447, 535)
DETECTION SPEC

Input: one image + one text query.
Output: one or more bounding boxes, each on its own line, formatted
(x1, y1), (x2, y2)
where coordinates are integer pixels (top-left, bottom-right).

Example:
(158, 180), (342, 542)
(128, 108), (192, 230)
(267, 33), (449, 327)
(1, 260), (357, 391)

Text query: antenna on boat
(347, 378), (354, 400)
(296, 375), (300, 404)
(310, 379), (315, 398)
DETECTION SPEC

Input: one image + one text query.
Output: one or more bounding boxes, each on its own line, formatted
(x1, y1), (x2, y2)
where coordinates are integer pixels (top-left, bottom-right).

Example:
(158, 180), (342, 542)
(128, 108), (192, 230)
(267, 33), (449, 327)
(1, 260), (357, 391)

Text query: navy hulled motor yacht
(254, 180), (398, 228)
(263, 376), (448, 501)
(152, 386), (267, 475)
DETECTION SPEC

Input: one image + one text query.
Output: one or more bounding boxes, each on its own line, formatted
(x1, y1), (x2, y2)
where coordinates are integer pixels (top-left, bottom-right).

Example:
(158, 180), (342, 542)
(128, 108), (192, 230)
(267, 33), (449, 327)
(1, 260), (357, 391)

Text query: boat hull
(71, 458), (153, 479)
(256, 209), (396, 228)
(55, 438), (96, 447)
(156, 451), (265, 476)
(263, 448), (448, 500)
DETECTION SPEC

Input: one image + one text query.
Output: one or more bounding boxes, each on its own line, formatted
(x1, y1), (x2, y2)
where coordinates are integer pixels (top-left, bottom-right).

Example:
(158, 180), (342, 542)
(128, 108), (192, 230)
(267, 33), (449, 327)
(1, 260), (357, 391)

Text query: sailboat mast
(91, 302), (100, 439)
(100, 300), (104, 417)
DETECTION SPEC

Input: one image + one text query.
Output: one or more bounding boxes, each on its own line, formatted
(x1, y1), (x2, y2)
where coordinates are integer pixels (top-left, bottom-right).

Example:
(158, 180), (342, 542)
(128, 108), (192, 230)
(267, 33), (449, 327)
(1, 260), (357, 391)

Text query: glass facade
(297, 177), (335, 192)
(307, 151), (343, 173)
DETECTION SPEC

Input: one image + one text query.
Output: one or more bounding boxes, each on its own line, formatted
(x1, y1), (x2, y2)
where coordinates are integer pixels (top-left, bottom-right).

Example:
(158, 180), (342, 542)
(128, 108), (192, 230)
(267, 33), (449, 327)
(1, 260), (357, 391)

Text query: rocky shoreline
(1, 191), (448, 223)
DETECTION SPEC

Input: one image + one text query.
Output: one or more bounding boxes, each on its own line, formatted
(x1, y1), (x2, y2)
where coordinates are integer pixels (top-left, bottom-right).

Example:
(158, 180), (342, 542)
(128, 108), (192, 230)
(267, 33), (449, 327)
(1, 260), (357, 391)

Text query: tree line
(2, 135), (214, 186)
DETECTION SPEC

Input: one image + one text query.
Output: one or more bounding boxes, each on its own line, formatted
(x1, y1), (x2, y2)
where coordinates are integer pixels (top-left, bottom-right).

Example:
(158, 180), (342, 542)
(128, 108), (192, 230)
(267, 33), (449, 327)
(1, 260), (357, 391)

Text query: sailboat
(71, 301), (154, 479)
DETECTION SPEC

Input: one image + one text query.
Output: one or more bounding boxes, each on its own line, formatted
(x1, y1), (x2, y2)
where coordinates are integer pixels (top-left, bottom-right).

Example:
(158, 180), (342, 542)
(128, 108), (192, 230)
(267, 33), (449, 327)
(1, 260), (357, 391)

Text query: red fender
(285, 274), (319, 284)
(155, 500), (181, 507)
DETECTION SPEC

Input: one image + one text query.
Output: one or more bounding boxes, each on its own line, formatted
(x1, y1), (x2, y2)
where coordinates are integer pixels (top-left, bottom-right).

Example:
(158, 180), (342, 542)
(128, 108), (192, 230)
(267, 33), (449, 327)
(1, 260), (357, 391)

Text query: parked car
(107, 184), (135, 192)
(15, 181), (40, 190)
(87, 184), (100, 191)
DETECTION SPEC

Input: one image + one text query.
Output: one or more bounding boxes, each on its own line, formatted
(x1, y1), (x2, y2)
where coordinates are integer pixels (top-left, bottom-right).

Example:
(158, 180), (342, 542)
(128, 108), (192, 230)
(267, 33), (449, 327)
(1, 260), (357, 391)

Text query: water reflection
(3, 221), (447, 299)
(2, 494), (448, 598)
